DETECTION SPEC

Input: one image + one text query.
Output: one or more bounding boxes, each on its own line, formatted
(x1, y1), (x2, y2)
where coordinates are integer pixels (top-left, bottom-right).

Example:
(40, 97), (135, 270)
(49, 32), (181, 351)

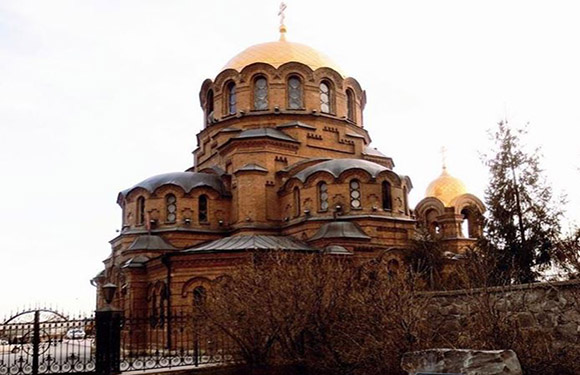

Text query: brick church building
(94, 21), (485, 313)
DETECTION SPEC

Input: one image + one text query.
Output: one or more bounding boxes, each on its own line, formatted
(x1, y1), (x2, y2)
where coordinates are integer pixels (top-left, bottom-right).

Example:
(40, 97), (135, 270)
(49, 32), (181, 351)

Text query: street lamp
(101, 283), (117, 306)
(96, 283), (121, 375)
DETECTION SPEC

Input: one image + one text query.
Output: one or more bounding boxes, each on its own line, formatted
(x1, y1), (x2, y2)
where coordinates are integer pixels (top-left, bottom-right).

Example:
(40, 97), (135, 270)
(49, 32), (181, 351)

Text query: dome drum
(200, 61), (365, 129)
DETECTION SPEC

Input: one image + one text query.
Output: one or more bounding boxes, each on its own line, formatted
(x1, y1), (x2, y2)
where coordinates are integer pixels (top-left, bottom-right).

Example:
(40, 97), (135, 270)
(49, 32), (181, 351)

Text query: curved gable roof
(292, 159), (389, 183)
(119, 172), (228, 199)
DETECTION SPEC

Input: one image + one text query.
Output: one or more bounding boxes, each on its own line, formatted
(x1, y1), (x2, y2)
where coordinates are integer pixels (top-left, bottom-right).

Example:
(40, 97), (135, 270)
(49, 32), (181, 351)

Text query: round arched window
(318, 182), (329, 211)
(198, 195), (208, 223)
(346, 89), (355, 122)
(350, 180), (361, 209)
(254, 77), (268, 110)
(166, 194), (177, 223)
(288, 76), (303, 109)
(320, 81), (331, 113)
(137, 196), (145, 225)
(227, 82), (236, 115)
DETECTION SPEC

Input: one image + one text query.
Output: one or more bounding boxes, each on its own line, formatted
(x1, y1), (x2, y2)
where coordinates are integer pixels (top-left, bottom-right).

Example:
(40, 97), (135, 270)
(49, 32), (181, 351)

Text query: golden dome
(425, 168), (468, 206)
(222, 39), (345, 76)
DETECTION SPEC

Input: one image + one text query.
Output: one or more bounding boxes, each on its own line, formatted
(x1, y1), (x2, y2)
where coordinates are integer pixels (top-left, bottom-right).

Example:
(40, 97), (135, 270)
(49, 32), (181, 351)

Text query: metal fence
(1, 309), (237, 375)
(119, 311), (237, 372)
(0, 310), (95, 375)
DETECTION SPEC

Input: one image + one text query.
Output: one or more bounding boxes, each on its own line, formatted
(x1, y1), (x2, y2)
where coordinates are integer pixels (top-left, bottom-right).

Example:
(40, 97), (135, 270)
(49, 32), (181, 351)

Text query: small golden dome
(222, 40), (345, 76)
(425, 168), (468, 207)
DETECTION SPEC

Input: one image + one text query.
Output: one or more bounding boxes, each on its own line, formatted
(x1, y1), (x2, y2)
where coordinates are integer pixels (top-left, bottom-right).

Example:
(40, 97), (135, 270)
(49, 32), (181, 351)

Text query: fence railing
(0, 310), (95, 375)
(118, 311), (237, 372)
(1, 309), (238, 375)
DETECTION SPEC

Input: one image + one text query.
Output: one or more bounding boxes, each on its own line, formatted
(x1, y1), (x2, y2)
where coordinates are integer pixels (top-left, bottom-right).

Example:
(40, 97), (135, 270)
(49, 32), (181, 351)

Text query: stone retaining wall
(426, 279), (580, 349)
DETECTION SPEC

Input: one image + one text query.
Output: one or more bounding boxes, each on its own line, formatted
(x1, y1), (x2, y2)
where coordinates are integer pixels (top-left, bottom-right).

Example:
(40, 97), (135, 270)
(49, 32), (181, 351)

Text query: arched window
(158, 287), (166, 327)
(198, 195), (208, 223)
(293, 187), (301, 218)
(150, 293), (158, 327)
(346, 89), (355, 122)
(137, 196), (145, 226)
(349, 179), (361, 209)
(382, 181), (392, 210)
(165, 194), (177, 223)
(425, 209), (440, 236)
(461, 208), (476, 238)
(288, 76), (303, 109)
(205, 89), (214, 126)
(318, 182), (329, 212)
(226, 82), (236, 115)
(320, 81), (332, 113)
(254, 76), (268, 110)
(193, 286), (206, 307)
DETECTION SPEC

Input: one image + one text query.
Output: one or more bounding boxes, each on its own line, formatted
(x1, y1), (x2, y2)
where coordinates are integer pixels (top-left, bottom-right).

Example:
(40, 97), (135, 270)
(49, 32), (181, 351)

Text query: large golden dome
(222, 39), (344, 76)
(425, 168), (468, 206)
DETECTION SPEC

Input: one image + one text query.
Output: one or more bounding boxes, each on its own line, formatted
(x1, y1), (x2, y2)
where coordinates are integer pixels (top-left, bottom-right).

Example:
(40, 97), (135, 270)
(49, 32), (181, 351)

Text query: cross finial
(440, 146), (448, 171)
(278, 2), (287, 41)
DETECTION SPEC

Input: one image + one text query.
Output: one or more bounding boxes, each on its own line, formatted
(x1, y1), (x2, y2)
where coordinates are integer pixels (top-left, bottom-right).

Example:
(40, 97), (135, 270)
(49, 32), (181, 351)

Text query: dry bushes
(199, 252), (436, 375)
(198, 251), (580, 375)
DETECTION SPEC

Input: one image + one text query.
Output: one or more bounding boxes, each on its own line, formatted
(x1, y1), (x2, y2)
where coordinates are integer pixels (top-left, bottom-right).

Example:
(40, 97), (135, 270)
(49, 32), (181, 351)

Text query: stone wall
(426, 279), (580, 350)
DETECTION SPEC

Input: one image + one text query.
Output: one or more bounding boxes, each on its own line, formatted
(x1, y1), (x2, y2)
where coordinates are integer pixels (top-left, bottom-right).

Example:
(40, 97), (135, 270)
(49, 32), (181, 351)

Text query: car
(65, 329), (86, 340)
(0, 338), (8, 345)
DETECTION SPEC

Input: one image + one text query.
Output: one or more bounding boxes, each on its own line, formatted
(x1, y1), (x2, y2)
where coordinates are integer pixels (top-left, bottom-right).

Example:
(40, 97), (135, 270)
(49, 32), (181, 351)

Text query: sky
(0, 0), (579, 317)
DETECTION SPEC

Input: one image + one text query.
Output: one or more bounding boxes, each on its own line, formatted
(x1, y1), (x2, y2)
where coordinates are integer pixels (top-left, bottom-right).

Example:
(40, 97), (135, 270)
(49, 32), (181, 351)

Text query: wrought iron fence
(0, 310), (95, 375)
(119, 310), (238, 372)
(1, 309), (238, 375)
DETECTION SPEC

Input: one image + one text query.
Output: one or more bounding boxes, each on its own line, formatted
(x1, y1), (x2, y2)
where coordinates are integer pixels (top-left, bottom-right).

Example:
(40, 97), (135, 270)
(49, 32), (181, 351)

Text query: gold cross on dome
(440, 146), (448, 170)
(278, 2), (287, 40)
(278, 2), (287, 26)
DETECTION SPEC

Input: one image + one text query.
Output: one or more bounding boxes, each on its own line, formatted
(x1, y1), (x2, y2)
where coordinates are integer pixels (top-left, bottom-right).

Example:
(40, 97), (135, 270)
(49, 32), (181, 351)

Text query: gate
(1, 308), (237, 375)
(0, 309), (95, 375)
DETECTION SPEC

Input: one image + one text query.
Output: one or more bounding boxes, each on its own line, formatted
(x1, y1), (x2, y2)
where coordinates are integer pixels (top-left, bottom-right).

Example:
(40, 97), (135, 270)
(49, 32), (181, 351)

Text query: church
(94, 16), (485, 313)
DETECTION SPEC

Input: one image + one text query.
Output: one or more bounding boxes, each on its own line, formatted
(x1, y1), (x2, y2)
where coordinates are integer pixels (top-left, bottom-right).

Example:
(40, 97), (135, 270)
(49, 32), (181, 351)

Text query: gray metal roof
(127, 235), (178, 251)
(309, 221), (371, 241)
(184, 235), (318, 253)
(235, 163), (268, 173)
(119, 172), (228, 198)
(363, 145), (388, 158)
(292, 159), (389, 182)
(122, 255), (150, 268)
(324, 245), (353, 255)
(235, 128), (299, 143)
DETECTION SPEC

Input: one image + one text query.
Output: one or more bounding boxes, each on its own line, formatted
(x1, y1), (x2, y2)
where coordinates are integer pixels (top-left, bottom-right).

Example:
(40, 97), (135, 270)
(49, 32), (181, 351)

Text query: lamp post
(101, 283), (117, 308)
(96, 283), (121, 375)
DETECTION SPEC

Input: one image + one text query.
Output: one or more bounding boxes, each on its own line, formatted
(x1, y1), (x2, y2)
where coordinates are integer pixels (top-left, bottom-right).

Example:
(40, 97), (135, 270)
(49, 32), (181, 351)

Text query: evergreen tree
(483, 121), (563, 283)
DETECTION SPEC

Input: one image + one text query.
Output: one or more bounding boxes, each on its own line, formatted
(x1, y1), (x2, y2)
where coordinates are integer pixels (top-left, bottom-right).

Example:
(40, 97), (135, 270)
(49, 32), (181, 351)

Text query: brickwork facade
(94, 35), (485, 317)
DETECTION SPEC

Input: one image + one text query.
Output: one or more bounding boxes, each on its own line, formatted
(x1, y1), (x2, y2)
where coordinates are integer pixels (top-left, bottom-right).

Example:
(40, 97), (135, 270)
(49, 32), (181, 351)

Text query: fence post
(32, 310), (40, 375)
(95, 307), (122, 375)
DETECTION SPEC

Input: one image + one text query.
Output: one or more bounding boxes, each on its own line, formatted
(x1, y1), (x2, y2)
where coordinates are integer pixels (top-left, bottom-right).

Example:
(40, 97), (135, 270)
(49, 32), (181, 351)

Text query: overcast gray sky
(1, 0), (579, 317)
